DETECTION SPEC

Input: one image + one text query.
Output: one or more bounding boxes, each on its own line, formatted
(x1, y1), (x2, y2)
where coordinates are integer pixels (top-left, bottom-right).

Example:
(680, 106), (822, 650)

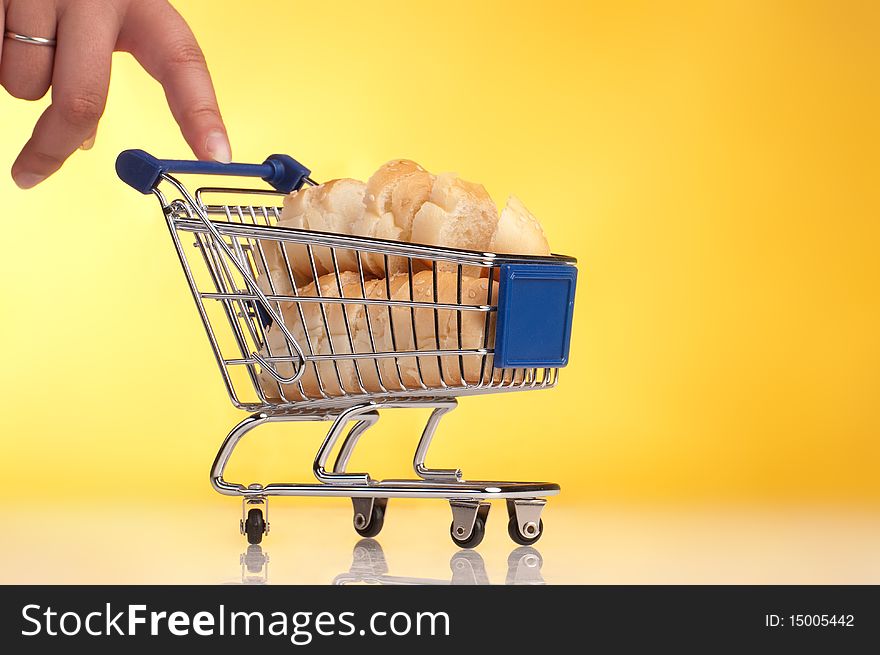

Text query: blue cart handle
(115, 148), (311, 194)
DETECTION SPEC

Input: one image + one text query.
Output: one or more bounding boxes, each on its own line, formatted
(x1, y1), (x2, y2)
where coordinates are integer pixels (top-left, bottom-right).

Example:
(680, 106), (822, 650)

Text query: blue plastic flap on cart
(494, 264), (577, 368)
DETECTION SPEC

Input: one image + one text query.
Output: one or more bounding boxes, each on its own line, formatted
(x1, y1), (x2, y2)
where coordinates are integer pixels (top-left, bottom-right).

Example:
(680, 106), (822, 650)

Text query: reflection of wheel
(505, 546), (545, 585)
(507, 546), (543, 571)
(450, 517), (485, 549)
(354, 501), (386, 538)
(245, 508), (266, 545)
(507, 517), (543, 546)
(243, 545), (267, 573)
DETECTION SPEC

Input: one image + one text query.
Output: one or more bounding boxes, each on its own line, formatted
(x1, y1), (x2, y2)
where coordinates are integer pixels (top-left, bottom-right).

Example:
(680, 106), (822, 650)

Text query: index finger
(119, 0), (230, 162)
(0, 1), (5, 69)
(10, 5), (118, 188)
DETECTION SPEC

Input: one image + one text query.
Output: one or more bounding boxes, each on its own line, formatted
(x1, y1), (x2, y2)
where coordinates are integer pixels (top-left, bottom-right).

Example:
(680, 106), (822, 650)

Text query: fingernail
(12, 172), (46, 189)
(205, 131), (231, 164)
(80, 133), (96, 151)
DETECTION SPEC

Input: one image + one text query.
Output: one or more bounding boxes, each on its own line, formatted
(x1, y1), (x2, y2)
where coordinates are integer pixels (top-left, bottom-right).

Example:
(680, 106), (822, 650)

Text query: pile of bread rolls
(255, 159), (550, 401)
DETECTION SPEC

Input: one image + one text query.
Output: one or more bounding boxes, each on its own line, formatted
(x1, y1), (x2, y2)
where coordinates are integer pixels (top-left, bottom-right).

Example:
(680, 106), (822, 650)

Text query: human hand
(1, 0), (230, 189)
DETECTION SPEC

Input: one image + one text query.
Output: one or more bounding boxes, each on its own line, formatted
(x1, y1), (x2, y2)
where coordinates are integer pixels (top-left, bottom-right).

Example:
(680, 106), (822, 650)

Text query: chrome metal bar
(406, 258), (428, 389)
(173, 215), (576, 266)
(330, 248), (367, 395)
(413, 401), (461, 481)
(355, 252), (389, 393)
(456, 264), (465, 383)
(224, 347), (490, 365)
(306, 243), (346, 394)
(162, 206), (243, 408)
(161, 175), (307, 385)
(209, 405), (560, 499)
(196, 229), (265, 400)
(312, 404), (375, 485)
(247, 227), (306, 402)
(382, 257), (408, 391)
(431, 265), (449, 389)
(199, 292), (494, 312)
(479, 268), (496, 386)
(333, 411), (380, 474)
(279, 240), (328, 400)
(229, 380), (558, 412)
(220, 478), (560, 500)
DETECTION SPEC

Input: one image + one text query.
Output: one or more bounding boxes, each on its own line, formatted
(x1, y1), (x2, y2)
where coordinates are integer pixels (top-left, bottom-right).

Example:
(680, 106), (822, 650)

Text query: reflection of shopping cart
(332, 539), (545, 585)
(116, 150), (578, 548)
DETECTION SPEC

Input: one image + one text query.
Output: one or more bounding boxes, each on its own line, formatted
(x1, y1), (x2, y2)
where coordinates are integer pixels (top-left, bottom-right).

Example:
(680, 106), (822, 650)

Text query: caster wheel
(245, 508), (266, 545)
(507, 517), (543, 546)
(450, 517), (486, 549)
(354, 501), (386, 538)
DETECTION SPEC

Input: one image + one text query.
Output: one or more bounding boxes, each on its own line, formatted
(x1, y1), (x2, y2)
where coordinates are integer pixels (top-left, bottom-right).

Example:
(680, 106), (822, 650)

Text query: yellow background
(1, 0), (878, 518)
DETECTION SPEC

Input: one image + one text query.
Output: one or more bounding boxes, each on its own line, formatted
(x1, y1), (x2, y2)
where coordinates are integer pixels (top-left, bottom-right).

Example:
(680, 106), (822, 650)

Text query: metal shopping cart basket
(116, 149), (578, 548)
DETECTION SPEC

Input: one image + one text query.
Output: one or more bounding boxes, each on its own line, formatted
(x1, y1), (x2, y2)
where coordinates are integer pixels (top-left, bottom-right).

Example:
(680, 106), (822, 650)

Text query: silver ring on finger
(4, 30), (57, 47)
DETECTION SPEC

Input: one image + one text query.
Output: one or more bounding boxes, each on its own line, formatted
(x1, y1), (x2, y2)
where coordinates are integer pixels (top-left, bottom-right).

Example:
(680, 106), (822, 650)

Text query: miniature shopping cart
(116, 149), (578, 548)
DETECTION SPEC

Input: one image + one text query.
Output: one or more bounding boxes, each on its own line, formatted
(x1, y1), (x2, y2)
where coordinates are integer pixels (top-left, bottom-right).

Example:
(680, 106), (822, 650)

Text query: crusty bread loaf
(365, 159), (433, 240)
(254, 160), (551, 330)
(256, 270), (499, 401)
(257, 271), (365, 400)
(276, 179), (369, 285)
(349, 209), (406, 278)
(358, 159), (434, 277)
(491, 195), (551, 256)
(410, 172), (499, 253)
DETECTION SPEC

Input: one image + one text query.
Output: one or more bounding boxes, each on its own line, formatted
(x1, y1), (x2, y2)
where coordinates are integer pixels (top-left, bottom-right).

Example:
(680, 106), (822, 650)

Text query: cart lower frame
(212, 399), (557, 548)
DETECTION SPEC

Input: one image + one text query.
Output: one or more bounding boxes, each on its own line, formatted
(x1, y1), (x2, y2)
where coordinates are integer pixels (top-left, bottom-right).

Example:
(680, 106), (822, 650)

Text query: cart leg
(212, 408), (379, 494)
(506, 499), (546, 546)
(412, 400), (462, 482)
(211, 412), (273, 496)
(312, 404), (376, 485)
(333, 411), (380, 474)
(449, 500), (490, 549)
(330, 410), (388, 537)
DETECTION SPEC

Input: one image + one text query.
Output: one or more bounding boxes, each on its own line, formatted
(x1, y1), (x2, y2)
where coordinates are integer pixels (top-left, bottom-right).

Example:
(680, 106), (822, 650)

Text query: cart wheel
(245, 508), (266, 545)
(450, 517), (485, 549)
(354, 502), (386, 538)
(507, 517), (543, 546)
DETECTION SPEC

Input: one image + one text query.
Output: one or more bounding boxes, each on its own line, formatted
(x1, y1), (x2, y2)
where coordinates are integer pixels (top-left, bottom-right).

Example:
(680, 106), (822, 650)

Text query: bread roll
(411, 173), (499, 252)
(306, 178), (370, 274)
(256, 270), (498, 401)
(351, 160), (430, 277)
(491, 195), (551, 256)
(276, 185), (323, 287)
(410, 173), (499, 275)
(264, 169), (424, 286)
(257, 271), (368, 401)
(254, 161), (552, 322)
(349, 210), (406, 278)
(365, 159), (433, 240)
(262, 179), (369, 292)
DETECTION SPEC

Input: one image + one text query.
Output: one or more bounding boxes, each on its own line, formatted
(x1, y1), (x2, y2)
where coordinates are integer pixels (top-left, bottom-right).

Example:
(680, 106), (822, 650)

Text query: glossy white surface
(3, 501), (878, 584)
